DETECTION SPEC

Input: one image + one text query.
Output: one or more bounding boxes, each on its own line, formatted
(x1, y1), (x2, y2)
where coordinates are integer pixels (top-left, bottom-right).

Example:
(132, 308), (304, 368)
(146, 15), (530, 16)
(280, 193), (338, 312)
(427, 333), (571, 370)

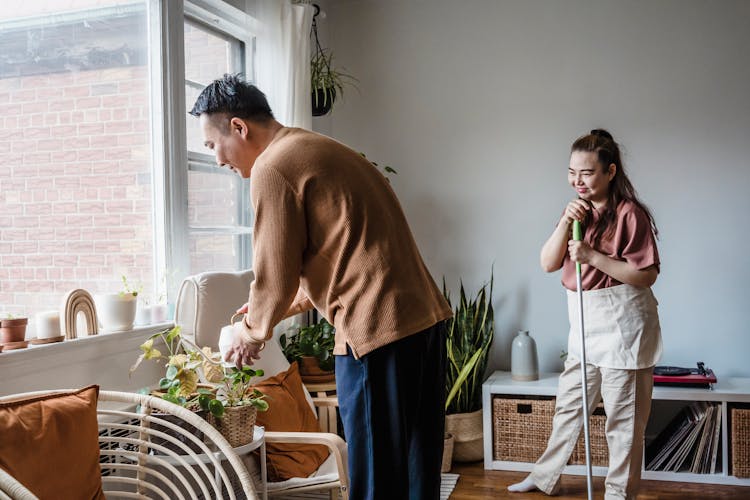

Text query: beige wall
(314, 0), (750, 377)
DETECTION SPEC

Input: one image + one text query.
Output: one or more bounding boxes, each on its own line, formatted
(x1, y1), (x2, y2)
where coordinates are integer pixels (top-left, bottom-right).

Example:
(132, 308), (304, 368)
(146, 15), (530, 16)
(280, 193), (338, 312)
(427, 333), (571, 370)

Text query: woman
(509, 129), (662, 499)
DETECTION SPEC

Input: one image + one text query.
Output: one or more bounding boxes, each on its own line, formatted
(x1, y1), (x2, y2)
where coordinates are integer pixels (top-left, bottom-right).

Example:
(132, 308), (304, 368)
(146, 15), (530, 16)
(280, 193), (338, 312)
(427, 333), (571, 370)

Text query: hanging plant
(310, 5), (357, 116)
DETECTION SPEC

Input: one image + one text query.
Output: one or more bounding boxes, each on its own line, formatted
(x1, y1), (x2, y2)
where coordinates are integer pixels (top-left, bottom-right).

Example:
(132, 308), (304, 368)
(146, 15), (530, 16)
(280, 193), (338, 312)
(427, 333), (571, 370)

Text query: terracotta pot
(0, 317), (28, 344)
(298, 356), (335, 384)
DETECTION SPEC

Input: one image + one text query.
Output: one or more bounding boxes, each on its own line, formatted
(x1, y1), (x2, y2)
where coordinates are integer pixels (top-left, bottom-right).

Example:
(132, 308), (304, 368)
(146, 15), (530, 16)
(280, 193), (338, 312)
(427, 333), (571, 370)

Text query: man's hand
(224, 318), (264, 369)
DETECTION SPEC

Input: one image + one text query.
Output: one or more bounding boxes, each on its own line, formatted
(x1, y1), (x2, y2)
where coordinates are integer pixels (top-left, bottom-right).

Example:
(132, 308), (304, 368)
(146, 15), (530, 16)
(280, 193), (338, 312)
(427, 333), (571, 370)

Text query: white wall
(313, 0), (750, 377)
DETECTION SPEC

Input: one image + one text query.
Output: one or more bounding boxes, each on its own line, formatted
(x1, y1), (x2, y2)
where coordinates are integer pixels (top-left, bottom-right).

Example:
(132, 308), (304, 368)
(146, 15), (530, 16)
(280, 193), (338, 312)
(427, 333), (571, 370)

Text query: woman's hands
(562, 199), (591, 225)
(568, 240), (597, 266)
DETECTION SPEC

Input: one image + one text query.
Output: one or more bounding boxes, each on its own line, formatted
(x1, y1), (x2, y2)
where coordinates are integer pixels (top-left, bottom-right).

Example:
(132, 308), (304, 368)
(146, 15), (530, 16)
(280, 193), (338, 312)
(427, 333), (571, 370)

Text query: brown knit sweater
(244, 127), (452, 358)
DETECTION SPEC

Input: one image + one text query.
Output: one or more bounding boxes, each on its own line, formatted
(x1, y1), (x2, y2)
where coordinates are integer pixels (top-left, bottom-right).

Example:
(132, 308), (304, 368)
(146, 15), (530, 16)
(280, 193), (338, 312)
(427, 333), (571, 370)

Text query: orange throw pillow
(254, 362), (330, 481)
(0, 385), (105, 500)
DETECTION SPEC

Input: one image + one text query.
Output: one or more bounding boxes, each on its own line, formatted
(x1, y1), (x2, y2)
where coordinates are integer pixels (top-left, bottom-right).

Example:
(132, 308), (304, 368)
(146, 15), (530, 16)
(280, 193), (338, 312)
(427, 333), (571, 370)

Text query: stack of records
(646, 401), (722, 473)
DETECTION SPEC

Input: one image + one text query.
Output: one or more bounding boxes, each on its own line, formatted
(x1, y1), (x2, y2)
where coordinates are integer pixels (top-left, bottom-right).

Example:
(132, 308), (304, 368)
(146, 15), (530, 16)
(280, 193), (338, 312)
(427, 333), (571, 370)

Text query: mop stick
(573, 219), (594, 500)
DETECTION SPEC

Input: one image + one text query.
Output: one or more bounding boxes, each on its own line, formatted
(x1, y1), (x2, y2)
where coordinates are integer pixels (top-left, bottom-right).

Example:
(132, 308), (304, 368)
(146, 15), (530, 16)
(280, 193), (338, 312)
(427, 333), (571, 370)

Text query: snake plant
(443, 272), (495, 415)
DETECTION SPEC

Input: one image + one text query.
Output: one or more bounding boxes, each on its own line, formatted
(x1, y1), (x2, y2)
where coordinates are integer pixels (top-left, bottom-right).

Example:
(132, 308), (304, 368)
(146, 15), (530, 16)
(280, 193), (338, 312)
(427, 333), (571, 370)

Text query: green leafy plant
(279, 317), (335, 372)
(311, 49), (358, 112)
(443, 271), (495, 415)
(360, 152), (398, 180)
(131, 326), (268, 418)
(120, 274), (142, 297)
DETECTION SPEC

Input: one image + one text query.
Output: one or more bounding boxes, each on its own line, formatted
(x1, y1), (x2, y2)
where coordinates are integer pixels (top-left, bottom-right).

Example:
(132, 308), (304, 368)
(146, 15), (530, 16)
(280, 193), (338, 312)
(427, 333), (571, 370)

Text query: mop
(573, 219), (594, 500)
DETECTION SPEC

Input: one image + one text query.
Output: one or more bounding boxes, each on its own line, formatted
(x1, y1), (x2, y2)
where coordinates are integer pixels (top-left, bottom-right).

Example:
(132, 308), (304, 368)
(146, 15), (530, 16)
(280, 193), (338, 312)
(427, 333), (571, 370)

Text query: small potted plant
(1, 313), (29, 345)
(131, 326), (268, 447)
(311, 49), (357, 116)
(97, 275), (140, 332)
(280, 317), (335, 383)
(204, 365), (269, 447)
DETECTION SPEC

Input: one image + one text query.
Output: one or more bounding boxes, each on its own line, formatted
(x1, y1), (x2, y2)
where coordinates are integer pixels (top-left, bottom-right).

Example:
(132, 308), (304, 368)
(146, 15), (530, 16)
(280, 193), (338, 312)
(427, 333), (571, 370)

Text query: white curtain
(255, 0), (314, 129)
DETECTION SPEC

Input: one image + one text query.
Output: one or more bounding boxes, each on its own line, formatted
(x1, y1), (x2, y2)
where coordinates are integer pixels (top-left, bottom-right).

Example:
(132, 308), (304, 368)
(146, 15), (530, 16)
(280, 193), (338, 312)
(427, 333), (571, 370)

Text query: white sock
(507, 476), (538, 492)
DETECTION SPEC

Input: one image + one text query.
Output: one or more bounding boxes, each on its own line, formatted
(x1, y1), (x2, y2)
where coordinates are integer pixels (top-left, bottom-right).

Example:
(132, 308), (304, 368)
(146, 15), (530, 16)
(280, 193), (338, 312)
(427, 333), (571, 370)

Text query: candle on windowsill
(35, 311), (61, 339)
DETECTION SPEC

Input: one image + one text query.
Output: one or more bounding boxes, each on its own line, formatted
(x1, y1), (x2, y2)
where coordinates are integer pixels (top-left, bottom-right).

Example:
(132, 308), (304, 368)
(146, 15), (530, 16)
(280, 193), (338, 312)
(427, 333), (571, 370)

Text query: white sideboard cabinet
(483, 371), (750, 486)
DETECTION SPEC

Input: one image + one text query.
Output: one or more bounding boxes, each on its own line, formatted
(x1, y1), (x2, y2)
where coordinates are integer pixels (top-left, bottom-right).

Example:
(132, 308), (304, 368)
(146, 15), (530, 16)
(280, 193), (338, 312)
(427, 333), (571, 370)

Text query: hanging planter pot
(312, 87), (336, 116)
(309, 5), (356, 117)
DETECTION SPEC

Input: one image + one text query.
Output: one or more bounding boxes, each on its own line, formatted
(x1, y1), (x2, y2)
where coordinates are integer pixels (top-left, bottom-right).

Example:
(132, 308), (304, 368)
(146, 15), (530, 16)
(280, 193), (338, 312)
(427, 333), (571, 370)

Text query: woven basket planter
(208, 405), (257, 448)
(445, 409), (484, 462)
(441, 433), (455, 472)
(731, 406), (750, 478)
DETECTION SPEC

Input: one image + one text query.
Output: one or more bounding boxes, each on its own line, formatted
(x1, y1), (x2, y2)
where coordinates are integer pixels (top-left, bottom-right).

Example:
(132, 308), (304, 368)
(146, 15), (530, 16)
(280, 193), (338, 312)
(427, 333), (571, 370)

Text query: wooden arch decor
(60, 289), (99, 339)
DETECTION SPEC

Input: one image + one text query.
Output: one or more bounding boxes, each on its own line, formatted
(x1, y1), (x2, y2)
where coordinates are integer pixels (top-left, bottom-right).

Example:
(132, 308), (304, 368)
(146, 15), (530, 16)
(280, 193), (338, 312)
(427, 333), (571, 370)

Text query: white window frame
(150, 0), (259, 299)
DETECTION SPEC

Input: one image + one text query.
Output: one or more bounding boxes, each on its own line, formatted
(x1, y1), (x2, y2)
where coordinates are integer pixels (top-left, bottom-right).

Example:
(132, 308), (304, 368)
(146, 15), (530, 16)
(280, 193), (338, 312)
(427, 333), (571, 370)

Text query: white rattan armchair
(175, 270), (349, 499)
(0, 390), (260, 500)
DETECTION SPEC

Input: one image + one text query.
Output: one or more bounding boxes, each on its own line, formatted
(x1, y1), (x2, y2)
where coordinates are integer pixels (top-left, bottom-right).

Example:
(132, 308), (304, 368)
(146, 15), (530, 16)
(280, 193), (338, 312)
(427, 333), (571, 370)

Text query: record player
(653, 362), (717, 388)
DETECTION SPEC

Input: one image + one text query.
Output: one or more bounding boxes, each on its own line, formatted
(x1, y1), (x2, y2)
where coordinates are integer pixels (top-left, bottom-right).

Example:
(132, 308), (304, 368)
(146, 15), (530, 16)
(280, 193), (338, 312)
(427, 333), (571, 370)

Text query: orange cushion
(254, 362), (330, 481)
(0, 385), (105, 500)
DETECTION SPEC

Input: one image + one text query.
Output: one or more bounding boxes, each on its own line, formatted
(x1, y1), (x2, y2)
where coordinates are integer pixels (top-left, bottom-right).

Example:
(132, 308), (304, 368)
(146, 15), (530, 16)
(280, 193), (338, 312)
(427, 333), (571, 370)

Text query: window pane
(187, 169), (241, 227)
(184, 20), (243, 154)
(0, 1), (155, 324)
(184, 18), (250, 275)
(189, 233), (247, 274)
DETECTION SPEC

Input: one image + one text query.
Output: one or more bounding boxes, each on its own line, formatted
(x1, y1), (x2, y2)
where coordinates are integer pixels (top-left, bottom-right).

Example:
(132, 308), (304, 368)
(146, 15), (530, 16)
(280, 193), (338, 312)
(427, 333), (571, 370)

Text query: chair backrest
(174, 271), (312, 407)
(174, 270), (254, 350)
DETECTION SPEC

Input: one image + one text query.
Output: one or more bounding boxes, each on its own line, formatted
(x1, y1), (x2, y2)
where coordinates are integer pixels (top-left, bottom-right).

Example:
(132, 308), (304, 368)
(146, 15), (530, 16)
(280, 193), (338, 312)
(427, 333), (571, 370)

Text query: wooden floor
(449, 462), (750, 499)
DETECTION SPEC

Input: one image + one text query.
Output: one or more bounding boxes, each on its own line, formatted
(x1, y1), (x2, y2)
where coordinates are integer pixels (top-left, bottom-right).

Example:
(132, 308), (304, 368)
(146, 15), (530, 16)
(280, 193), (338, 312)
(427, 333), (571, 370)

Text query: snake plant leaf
(445, 348), (484, 410)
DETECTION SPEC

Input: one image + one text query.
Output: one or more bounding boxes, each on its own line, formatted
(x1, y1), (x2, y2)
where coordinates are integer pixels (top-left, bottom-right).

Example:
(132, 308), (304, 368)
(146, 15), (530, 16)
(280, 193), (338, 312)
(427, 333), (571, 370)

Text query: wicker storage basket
(493, 397), (555, 462)
(208, 405), (257, 448)
(569, 404), (609, 466)
(731, 406), (750, 478)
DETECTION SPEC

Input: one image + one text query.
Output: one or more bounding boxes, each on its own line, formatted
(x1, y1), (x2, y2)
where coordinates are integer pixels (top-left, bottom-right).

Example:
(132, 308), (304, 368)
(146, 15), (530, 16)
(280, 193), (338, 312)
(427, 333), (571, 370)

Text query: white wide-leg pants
(528, 358), (654, 499)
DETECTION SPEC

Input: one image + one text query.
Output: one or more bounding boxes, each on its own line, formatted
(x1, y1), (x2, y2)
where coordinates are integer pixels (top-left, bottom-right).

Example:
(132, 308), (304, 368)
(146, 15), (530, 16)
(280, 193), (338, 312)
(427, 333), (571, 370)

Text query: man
(190, 74), (452, 499)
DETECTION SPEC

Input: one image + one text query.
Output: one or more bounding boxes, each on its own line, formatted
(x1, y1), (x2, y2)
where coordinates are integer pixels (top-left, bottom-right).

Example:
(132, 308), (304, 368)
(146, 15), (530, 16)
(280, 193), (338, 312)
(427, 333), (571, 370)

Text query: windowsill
(0, 323), (174, 397)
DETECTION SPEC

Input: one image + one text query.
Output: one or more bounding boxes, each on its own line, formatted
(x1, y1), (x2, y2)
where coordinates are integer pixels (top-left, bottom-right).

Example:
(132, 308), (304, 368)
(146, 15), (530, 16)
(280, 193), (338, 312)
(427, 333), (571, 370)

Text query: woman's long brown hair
(572, 129), (658, 249)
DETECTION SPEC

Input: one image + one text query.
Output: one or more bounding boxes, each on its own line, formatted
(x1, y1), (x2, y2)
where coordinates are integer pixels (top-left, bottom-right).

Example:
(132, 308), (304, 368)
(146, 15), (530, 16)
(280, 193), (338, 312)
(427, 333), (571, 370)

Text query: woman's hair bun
(590, 129), (614, 141)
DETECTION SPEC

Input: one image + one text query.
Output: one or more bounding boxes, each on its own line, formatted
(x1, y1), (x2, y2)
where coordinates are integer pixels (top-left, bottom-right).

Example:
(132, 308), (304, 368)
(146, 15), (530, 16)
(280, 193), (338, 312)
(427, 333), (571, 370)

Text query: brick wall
(0, 66), (155, 317)
(0, 22), (249, 320)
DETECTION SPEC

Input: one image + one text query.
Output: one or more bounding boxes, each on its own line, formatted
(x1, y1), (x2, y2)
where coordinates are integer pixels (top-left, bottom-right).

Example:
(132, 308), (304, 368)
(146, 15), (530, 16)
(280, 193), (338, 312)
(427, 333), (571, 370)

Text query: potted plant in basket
(131, 326), (268, 447)
(442, 271), (495, 464)
(280, 317), (335, 384)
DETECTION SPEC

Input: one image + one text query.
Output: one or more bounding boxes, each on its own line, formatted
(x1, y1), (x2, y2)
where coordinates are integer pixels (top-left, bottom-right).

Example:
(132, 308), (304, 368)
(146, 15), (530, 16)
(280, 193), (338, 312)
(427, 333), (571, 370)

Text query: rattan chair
(0, 390), (260, 500)
(175, 270), (349, 499)
(0, 467), (36, 500)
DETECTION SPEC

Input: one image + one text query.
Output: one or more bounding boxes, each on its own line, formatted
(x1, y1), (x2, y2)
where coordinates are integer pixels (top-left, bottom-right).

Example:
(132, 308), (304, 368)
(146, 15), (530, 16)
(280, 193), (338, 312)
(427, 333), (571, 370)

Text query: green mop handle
(572, 220), (583, 274)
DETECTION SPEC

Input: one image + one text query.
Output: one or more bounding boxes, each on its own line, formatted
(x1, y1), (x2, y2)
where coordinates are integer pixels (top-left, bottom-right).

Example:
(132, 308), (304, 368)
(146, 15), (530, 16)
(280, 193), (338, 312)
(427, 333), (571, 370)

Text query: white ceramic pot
(95, 293), (137, 332)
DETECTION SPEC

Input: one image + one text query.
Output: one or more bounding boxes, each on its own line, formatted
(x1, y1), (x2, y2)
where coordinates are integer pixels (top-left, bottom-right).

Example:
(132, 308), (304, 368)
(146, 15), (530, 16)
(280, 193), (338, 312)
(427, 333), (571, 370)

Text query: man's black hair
(189, 73), (274, 122)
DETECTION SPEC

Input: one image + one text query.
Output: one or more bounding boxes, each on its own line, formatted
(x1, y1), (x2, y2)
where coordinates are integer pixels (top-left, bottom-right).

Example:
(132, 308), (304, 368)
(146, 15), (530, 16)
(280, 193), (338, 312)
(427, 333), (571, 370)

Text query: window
(0, 0), (259, 332)
(183, 19), (253, 275)
(0, 1), (155, 318)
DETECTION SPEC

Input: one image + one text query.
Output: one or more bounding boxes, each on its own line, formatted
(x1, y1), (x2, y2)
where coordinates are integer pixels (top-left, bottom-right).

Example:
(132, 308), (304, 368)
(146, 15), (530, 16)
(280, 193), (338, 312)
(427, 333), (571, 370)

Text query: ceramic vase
(511, 330), (539, 381)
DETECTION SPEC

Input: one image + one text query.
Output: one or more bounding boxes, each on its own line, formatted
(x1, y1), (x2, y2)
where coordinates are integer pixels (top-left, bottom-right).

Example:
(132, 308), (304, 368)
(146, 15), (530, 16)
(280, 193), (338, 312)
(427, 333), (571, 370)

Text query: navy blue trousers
(335, 322), (447, 500)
